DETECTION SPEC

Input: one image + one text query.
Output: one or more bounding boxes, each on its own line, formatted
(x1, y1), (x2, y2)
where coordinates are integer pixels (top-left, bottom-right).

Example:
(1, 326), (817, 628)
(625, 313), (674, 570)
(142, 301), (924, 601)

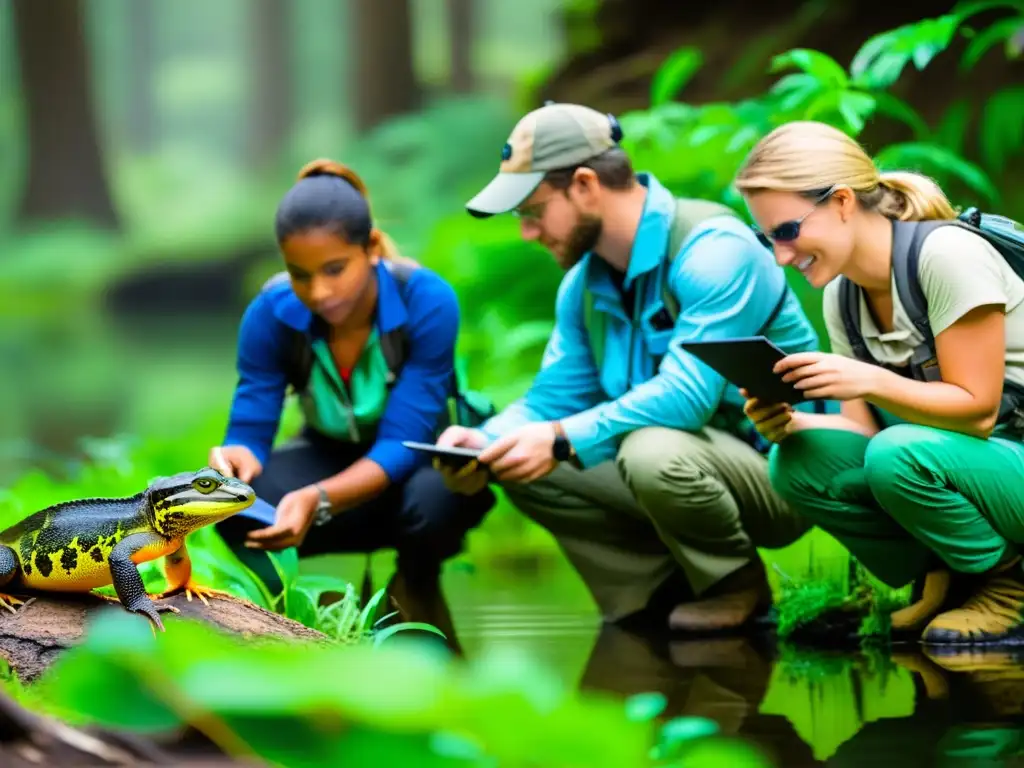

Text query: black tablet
(402, 441), (483, 470)
(679, 336), (807, 404)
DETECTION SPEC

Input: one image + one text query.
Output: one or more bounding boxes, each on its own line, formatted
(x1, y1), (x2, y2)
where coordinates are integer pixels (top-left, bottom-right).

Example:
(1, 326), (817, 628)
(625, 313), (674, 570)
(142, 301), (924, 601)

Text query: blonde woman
(732, 120), (1024, 646)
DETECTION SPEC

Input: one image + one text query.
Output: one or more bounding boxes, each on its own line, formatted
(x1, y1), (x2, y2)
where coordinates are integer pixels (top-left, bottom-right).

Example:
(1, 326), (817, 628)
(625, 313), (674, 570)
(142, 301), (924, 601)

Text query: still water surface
(335, 555), (1024, 767)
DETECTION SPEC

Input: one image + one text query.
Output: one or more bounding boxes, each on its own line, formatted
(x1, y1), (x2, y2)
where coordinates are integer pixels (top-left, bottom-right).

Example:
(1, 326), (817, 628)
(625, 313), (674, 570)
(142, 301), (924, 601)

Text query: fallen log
(0, 591), (328, 683)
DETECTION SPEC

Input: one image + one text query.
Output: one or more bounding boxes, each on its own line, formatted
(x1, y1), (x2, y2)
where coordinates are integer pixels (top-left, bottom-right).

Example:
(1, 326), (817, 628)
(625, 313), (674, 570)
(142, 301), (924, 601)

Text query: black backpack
(260, 261), (494, 430)
(837, 208), (1024, 424)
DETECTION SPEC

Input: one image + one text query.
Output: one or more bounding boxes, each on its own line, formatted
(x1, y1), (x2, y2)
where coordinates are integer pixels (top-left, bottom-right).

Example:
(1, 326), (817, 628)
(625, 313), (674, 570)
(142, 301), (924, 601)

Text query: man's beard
(557, 213), (602, 270)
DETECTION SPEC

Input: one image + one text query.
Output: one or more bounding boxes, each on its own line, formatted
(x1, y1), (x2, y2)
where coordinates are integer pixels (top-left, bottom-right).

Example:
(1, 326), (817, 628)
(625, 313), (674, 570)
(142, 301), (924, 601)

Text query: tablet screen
(679, 336), (807, 404)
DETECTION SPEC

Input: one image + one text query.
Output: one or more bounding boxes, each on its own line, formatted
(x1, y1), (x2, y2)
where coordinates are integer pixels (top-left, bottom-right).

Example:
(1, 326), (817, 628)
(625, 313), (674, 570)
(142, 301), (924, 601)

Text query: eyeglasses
(754, 186), (836, 249)
(513, 196), (553, 222)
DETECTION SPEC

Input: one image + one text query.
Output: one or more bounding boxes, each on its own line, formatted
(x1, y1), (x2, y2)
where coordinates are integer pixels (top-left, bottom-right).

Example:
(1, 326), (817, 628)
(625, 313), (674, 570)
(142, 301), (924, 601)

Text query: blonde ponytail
(877, 171), (957, 221)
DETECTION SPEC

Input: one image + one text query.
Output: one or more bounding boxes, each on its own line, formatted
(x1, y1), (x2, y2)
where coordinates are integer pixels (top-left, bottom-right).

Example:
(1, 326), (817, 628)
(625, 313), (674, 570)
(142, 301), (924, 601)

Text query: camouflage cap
(465, 102), (623, 218)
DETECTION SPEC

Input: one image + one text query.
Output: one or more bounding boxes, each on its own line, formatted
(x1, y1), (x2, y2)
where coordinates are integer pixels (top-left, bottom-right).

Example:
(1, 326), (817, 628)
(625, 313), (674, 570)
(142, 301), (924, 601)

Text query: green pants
(769, 423), (1024, 588)
(501, 426), (811, 621)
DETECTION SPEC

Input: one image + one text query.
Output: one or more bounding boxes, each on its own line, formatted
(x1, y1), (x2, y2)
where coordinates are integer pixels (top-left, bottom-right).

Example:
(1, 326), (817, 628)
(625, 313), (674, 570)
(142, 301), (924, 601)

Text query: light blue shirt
(480, 172), (823, 468)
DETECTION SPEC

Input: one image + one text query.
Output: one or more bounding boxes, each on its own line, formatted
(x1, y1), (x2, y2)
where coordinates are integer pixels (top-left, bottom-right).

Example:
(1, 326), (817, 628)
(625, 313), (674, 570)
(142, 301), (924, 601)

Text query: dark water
(390, 558), (1024, 768)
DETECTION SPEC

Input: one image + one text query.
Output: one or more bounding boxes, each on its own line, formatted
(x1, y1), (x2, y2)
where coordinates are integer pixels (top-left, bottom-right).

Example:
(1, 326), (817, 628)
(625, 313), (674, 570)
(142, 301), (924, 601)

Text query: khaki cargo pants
(501, 426), (812, 622)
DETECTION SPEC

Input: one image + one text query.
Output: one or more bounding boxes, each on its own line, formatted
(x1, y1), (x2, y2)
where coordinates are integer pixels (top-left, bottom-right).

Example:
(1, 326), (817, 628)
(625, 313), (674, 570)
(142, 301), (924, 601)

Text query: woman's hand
(209, 445), (263, 483)
(774, 352), (881, 401)
(741, 389), (796, 444)
(245, 486), (320, 551)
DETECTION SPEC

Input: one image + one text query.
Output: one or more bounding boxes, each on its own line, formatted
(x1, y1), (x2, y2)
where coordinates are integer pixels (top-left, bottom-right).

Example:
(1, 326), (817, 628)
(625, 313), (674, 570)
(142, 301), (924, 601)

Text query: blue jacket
(480, 172), (822, 468)
(223, 260), (460, 484)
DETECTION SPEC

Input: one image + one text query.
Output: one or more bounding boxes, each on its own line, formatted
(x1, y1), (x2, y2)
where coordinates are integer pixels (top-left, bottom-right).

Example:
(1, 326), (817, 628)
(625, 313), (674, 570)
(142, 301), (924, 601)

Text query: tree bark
(0, 591), (327, 684)
(126, 0), (156, 153)
(11, 0), (119, 229)
(350, 0), (422, 133)
(446, 0), (475, 93)
(248, 0), (291, 164)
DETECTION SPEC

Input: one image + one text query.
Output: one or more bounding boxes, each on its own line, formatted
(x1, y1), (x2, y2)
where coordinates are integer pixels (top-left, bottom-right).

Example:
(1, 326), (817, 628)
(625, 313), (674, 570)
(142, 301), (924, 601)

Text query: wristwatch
(312, 483), (333, 527)
(551, 421), (576, 463)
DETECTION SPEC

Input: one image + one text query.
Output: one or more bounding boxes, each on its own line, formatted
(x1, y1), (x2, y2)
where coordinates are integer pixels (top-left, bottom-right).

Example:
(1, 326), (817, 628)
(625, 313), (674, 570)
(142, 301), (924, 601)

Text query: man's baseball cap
(465, 102), (623, 218)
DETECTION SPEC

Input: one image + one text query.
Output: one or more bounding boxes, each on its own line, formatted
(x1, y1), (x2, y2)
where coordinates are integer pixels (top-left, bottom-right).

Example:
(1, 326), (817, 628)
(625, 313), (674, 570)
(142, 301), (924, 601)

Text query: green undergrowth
(14, 609), (774, 768)
(771, 561), (910, 647)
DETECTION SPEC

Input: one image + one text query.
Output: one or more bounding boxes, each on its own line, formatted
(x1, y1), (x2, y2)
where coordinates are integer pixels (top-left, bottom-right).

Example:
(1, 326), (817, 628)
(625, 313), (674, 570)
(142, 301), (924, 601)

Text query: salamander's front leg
(109, 533), (180, 632)
(153, 540), (230, 606)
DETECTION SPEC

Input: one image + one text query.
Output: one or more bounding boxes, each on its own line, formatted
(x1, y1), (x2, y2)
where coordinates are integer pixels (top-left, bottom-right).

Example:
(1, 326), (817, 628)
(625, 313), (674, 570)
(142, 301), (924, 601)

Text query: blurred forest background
(0, 0), (1022, 577)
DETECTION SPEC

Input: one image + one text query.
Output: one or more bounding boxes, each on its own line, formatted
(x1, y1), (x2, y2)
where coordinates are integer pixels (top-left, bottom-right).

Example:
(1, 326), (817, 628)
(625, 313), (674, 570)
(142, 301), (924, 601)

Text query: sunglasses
(754, 185), (836, 249)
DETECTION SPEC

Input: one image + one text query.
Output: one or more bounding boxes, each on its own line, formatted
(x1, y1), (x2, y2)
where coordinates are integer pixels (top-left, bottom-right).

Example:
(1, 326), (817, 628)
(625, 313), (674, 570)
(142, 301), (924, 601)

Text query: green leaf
(770, 48), (848, 87)
(960, 16), (1024, 69)
(874, 142), (1001, 205)
(623, 692), (666, 722)
(934, 98), (973, 154)
(979, 86), (1024, 170)
(850, 15), (961, 89)
(373, 622), (448, 646)
(650, 46), (703, 106)
(870, 92), (931, 139)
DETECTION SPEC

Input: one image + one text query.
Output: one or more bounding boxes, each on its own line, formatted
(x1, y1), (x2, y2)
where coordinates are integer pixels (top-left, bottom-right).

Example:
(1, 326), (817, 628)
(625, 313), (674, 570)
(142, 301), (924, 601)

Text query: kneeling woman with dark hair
(209, 158), (496, 600)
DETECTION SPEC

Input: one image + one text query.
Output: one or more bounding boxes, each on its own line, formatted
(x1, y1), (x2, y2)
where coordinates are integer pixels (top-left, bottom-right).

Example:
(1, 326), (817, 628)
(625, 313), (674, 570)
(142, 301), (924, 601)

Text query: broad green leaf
(850, 15), (961, 89)
(770, 48), (849, 87)
(874, 142), (1001, 205)
(979, 86), (1024, 170)
(960, 17), (1024, 69)
(650, 46), (703, 106)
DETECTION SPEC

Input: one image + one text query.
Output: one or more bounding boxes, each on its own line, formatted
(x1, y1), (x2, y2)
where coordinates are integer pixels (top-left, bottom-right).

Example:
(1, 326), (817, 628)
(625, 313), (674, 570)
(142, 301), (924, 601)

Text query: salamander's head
(146, 467), (256, 539)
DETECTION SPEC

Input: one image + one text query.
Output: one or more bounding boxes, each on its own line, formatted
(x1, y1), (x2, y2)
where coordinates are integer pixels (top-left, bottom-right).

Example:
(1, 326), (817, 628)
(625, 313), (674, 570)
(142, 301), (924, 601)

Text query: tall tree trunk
(126, 0), (155, 153)
(248, 0), (290, 164)
(12, 0), (118, 229)
(446, 0), (474, 93)
(350, 0), (422, 134)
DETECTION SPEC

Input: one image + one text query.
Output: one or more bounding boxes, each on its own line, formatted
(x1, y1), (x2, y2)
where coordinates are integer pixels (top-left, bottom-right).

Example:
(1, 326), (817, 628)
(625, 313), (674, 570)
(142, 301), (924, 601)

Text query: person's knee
(616, 428), (722, 520)
(396, 467), (495, 560)
(863, 423), (938, 516)
(766, 435), (817, 507)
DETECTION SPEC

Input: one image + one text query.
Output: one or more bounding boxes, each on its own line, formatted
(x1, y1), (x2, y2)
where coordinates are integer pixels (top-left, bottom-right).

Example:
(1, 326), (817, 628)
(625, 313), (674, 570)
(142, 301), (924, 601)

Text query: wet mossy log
(0, 591), (328, 683)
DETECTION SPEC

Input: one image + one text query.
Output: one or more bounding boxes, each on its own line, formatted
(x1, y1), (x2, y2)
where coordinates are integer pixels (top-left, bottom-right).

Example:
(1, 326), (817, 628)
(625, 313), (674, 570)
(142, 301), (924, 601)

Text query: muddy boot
(668, 559), (771, 633)
(921, 556), (1024, 647)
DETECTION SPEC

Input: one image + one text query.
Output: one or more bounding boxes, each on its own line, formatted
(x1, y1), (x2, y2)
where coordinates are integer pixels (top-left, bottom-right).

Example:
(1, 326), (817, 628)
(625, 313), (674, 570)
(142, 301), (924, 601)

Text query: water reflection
(581, 631), (1024, 766)
(437, 562), (1024, 767)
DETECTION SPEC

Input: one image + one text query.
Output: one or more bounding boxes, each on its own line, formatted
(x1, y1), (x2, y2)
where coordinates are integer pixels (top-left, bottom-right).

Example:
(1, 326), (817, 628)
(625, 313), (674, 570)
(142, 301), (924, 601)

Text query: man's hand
(434, 426), (490, 495)
(479, 422), (559, 484)
(245, 485), (320, 551)
(209, 445), (263, 483)
(775, 352), (881, 401)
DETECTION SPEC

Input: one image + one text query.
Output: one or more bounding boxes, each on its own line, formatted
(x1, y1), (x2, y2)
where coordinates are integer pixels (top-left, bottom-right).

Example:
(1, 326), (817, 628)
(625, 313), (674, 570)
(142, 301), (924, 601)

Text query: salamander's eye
(192, 478), (217, 494)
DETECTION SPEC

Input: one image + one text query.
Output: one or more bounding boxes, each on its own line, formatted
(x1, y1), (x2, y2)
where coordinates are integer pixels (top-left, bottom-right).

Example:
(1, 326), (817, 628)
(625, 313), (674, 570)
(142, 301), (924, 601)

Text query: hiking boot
(921, 556), (1024, 646)
(668, 559), (771, 633)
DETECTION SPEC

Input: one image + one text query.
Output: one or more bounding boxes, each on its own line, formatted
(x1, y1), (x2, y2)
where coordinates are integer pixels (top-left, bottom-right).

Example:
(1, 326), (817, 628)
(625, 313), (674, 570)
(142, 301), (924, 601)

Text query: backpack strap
(263, 261), (419, 394)
(377, 260), (418, 388)
(659, 199), (739, 322)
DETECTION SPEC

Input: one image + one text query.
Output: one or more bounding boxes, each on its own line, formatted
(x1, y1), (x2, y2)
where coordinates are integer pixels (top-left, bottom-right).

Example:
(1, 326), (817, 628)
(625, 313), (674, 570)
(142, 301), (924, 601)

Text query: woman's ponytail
(877, 171), (957, 221)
